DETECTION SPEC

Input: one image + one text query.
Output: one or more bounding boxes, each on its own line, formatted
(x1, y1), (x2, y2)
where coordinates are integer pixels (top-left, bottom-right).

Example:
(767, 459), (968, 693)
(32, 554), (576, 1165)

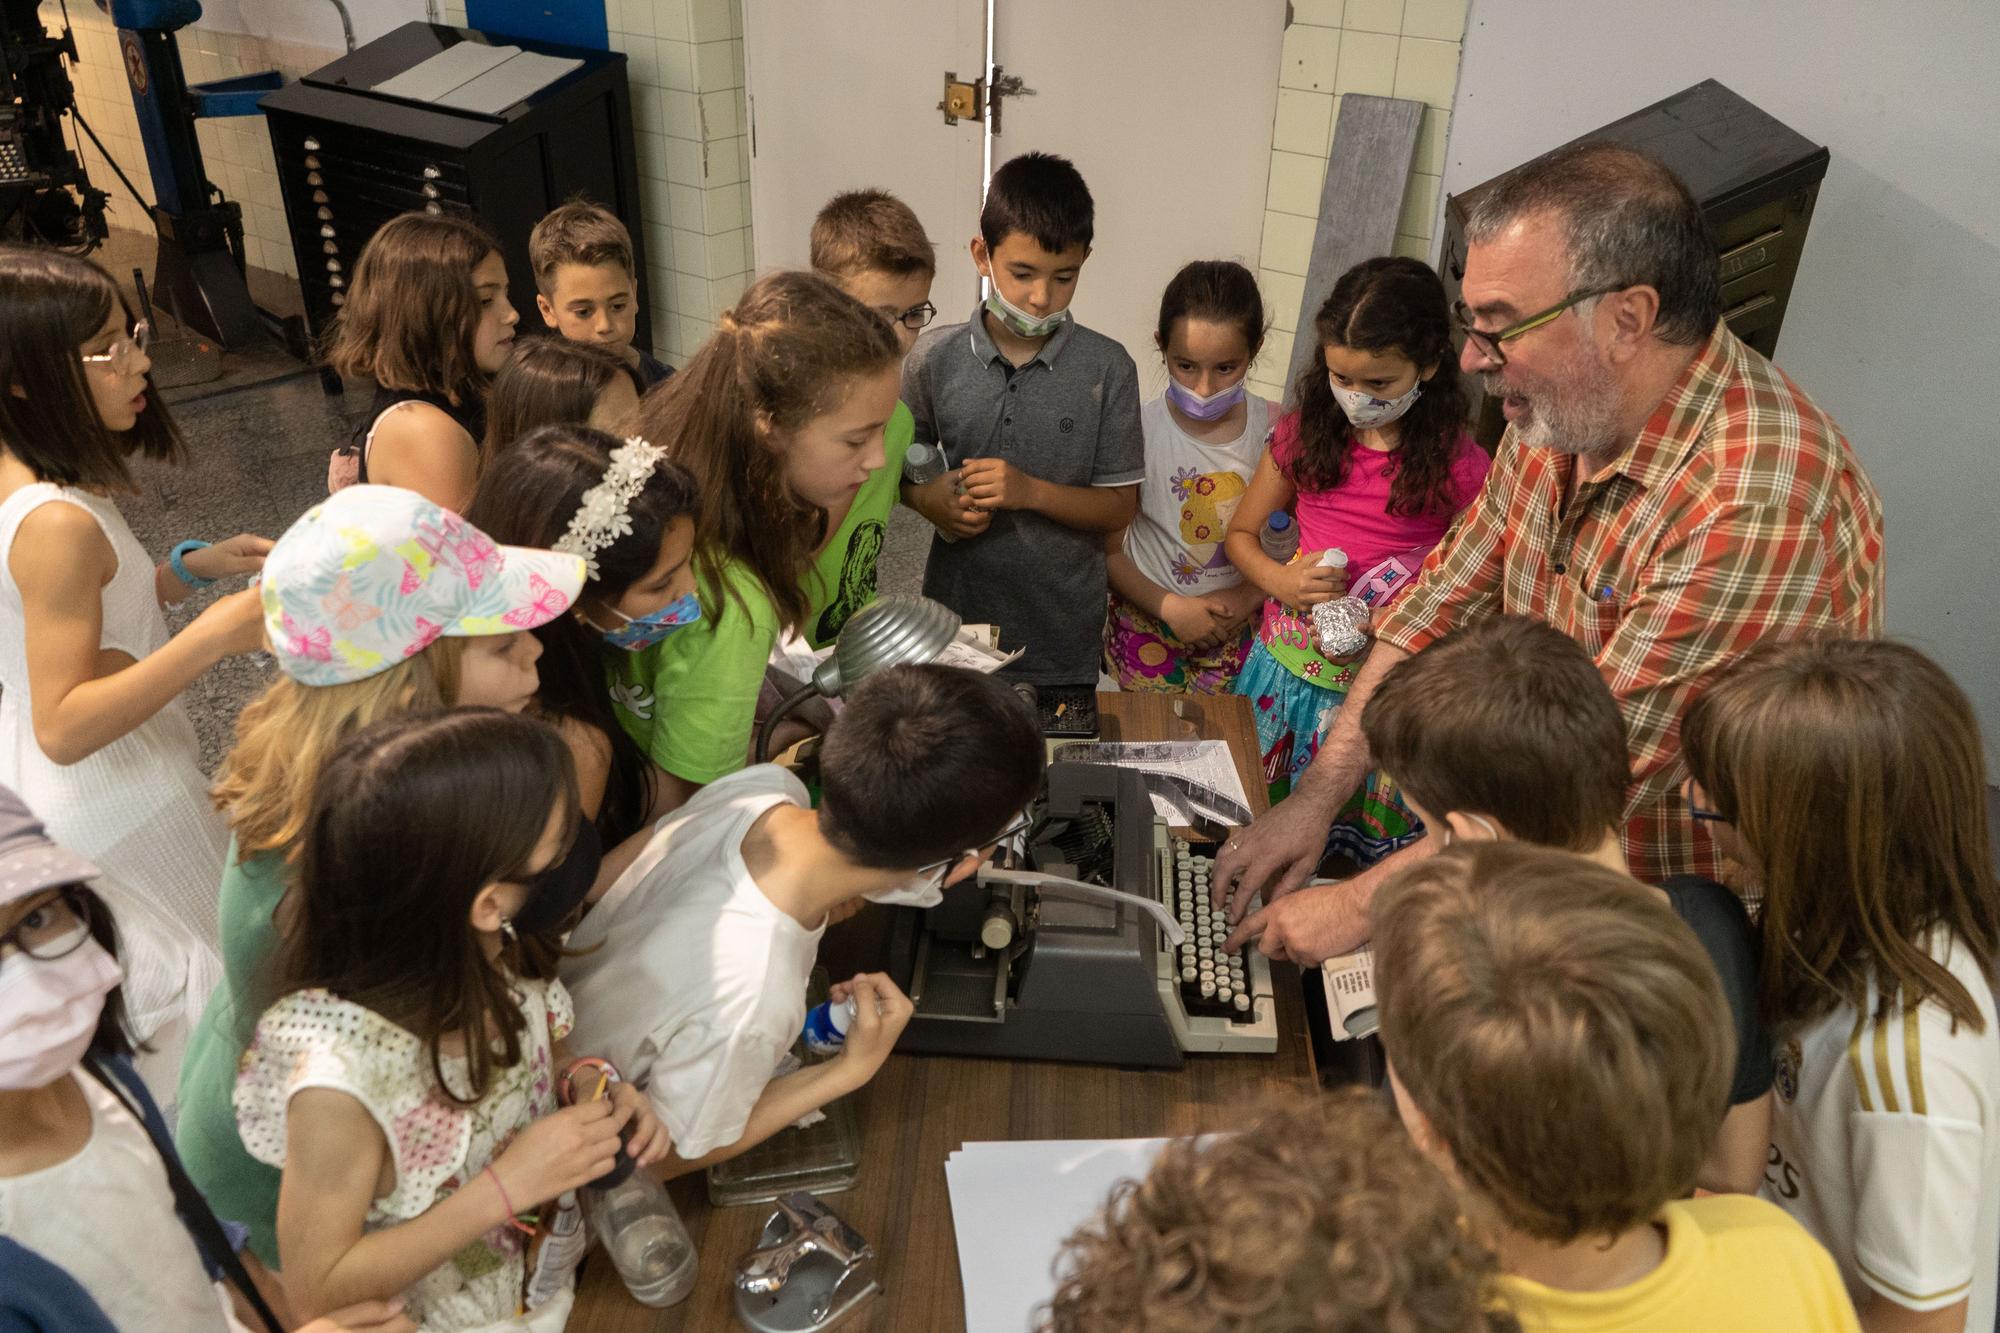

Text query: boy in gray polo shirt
(900, 152), (1143, 685)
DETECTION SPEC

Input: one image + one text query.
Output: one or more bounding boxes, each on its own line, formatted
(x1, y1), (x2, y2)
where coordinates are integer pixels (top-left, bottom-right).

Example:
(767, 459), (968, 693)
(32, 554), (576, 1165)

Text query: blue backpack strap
(0, 1237), (121, 1333)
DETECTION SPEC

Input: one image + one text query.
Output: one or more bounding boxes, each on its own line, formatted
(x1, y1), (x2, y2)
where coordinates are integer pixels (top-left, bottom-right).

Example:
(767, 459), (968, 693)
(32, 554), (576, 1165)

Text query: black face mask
(512, 818), (603, 938)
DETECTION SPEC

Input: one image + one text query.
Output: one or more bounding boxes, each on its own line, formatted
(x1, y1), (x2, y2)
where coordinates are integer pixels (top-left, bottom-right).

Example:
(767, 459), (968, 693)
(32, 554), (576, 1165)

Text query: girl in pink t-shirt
(1225, 257), (1488, 859)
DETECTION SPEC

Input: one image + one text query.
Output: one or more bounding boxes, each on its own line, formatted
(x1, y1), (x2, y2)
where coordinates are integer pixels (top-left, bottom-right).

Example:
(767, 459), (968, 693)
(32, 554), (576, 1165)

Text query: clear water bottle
(580, 1150), (698, 1308)
(1260, 511), (1300, 563)
(903, 441), (948, 485)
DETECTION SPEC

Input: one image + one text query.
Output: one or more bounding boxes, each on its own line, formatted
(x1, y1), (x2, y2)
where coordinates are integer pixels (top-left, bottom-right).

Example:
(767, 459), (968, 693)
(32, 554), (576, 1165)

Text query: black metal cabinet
(261, 22), (648, 350)
(1443, 80), (1828, 446)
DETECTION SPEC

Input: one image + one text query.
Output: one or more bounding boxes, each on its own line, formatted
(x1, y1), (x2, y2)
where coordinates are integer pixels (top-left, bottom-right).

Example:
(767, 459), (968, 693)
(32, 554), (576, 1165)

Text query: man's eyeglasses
(1453, 288), (1617, 367)
(78, 321), (152, 371)
(0, 886), (96, 961)
(891, 301), (937, 332)
(1683, 780), (1730, 825)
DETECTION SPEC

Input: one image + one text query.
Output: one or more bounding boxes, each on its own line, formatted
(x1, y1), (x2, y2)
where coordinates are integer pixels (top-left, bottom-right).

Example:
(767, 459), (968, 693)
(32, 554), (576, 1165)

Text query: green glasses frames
(1453, 287), (1619, 367)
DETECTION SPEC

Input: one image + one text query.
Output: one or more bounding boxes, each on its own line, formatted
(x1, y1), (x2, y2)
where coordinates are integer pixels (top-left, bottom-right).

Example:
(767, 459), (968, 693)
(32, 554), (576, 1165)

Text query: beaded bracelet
(483, 1165), (538, 1236)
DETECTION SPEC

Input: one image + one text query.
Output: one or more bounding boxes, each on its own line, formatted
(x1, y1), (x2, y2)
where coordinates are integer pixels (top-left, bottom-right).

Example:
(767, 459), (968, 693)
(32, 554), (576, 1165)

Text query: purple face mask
(1164, 378), (1247, 422)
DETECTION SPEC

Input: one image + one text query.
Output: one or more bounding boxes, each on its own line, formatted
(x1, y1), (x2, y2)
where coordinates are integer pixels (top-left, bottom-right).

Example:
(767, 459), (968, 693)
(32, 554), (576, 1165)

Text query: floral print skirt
(1234, 639), (1422, 866)
(1102, 590), (1252, 695)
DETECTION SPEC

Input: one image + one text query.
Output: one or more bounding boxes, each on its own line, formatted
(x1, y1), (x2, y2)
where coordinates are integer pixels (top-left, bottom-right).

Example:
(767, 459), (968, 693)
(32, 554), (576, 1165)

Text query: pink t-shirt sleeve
(1267, 410), (1302, 475)
(1446, 431), (1492, 511)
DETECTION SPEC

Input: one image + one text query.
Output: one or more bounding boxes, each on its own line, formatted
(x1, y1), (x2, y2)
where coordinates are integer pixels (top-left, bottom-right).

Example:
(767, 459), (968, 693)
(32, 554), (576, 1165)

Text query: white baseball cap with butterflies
(260, 485), (586, 687)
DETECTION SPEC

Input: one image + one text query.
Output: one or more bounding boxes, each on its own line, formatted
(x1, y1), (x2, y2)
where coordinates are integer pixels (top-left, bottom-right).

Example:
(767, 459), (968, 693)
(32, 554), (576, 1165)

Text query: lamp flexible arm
(756, 680), (824, 764)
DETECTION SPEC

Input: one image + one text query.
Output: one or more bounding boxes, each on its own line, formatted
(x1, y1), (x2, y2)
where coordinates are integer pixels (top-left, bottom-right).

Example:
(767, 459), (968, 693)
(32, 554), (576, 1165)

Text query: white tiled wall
(439, 0), (751, 365)
(44, 3), (334, 280)
(51, 0), (1456, 381)
(1248, 0), (1469, 403)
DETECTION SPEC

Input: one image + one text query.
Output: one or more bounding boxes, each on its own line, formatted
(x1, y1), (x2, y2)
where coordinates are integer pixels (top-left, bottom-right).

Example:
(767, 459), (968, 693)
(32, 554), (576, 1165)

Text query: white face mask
(869, 812), (1034, 909)
(985, 285), (1069, 340)
(1331, 377), (1423, 430)
(0, 930), (121, 1090)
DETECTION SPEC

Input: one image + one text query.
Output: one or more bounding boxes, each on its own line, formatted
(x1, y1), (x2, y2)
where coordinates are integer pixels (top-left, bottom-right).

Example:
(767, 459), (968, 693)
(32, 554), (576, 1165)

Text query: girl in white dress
(0, 247), (269, 1095)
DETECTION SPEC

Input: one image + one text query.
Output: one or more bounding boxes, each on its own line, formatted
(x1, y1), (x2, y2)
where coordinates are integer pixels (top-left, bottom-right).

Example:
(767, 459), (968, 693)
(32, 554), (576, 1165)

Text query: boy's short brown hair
(1363, 615), (1629, 849)
(528, 200), (635, 293)
(1374, 842), (1733, 1243)
(809, 189), (935, 281)
(1042, 1087), (1519, 1333)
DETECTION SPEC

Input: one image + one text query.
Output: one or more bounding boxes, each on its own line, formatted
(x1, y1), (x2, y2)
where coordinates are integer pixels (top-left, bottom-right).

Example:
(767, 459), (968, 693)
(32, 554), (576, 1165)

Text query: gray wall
(1443, 0), (2000, 769)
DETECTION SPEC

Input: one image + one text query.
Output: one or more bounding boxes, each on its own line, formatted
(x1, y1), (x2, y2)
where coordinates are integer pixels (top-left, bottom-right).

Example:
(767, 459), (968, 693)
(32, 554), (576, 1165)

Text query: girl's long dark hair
(465, 423), (698, 843)
(0, 247), (183, 487)
(323, 210), (500, 410)
(636, 270), (901, 632)
(1286, 256), (1468, 518)
(282, 709), (580, 1104)
(482, 336), (638, 465)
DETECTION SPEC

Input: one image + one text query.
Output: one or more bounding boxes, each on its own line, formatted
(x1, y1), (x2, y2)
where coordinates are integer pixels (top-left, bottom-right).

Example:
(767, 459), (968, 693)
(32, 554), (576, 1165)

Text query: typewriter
(886, 763), (1276, 1069)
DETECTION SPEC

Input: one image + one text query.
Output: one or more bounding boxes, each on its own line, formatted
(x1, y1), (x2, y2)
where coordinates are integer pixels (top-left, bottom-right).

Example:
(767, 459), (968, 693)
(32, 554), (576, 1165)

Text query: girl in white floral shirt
(236, 710), (666, 1331)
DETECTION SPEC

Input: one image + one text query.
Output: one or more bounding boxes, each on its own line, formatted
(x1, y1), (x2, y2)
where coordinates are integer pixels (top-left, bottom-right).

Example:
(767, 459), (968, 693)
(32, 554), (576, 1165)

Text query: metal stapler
(733, 1192), (880, 1332)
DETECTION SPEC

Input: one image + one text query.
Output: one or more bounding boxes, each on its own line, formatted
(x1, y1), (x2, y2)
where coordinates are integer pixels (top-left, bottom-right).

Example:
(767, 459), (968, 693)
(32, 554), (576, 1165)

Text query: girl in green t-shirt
(623, 271), (906, 813)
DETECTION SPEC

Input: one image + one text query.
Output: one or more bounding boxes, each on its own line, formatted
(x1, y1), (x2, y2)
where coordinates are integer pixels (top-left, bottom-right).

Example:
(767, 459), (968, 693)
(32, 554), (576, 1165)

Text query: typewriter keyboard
(1169, 842), (1253, 1021)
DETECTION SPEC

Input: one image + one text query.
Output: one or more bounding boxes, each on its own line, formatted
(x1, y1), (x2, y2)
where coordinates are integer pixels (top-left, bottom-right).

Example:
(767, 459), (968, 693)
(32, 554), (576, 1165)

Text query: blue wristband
(169, 539), (215, 588)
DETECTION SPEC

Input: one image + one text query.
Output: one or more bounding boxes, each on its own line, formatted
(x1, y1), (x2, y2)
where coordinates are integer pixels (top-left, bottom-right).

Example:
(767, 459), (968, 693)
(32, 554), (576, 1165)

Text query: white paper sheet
(1048, 739), (1252, 827)
(945, 1137), (1174, 1332)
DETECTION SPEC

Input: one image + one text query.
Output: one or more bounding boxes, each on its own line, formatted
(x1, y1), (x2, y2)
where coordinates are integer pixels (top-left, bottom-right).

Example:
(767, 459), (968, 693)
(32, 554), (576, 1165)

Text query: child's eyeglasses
(78, 321), (152, 370)
(894, 302), (938, 332)
(0, 887), (96, 961)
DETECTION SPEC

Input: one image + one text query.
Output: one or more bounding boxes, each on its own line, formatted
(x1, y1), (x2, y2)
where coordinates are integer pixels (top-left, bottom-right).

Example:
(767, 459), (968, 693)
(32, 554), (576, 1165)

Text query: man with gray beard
(1215, 142), (1882, 964)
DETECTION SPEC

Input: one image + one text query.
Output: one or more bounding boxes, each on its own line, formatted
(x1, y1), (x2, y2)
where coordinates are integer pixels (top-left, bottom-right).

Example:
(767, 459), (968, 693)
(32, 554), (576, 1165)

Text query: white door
(988, 1), (1286, 375)
(742, 0), (989, 312)
(744, 0), (1285, 378)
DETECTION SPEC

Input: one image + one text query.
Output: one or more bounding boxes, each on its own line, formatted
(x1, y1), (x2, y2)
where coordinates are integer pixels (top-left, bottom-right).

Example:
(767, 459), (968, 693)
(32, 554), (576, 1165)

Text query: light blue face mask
(599, 590), (701, 652)
(985, 284), (1070, 340)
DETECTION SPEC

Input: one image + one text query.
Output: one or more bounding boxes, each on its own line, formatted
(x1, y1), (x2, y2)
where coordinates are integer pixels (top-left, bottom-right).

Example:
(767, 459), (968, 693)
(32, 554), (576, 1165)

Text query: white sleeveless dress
(0, 484), (227, 1103)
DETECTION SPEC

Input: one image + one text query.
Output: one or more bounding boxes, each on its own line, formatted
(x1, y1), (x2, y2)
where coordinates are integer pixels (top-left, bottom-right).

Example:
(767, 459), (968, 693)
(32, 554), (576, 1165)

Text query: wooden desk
(569, 693), (1314, 1332)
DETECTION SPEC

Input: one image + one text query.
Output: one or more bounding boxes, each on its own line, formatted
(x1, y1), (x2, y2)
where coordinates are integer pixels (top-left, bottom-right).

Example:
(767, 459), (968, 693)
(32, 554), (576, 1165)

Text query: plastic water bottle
(903, 441), (948, 485)
(801, 997), (855, 1056)
(580, 1150), (698, 1307)
(1260, 511), (1300, 563)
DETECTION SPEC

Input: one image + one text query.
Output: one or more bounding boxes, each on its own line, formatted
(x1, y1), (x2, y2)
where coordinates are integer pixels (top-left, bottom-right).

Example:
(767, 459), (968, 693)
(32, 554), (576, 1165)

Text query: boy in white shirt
(562, 663), (1045, 1170)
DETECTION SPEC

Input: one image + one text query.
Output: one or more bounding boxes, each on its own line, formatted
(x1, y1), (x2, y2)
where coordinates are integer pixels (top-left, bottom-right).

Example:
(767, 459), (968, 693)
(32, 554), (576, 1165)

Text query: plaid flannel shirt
(1375, 322), (1884, 881)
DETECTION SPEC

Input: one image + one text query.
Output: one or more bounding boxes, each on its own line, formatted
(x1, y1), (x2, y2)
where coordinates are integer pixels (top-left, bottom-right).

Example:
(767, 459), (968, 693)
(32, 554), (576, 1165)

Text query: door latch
(938, 67), (1035, 131)
(938, 72), (982, 125)
(987, 65), (1033, 136)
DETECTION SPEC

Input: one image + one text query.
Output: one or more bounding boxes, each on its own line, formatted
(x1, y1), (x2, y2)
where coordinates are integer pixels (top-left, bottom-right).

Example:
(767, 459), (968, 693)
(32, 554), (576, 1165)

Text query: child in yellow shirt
(1372, 842), (1860, 1332)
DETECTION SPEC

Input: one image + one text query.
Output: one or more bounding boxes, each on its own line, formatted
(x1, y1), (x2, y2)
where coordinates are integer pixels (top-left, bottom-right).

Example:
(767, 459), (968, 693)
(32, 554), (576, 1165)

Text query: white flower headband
(553, 436), (668, 580)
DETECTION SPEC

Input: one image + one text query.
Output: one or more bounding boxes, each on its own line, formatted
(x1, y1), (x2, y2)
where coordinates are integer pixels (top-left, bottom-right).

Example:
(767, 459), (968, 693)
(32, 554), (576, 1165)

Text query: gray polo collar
(965, 303), (1076, 370)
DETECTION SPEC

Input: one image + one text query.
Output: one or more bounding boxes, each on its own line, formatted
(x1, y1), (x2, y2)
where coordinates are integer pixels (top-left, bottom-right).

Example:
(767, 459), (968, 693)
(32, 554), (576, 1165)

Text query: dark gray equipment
(887, 764), (1276, 1070)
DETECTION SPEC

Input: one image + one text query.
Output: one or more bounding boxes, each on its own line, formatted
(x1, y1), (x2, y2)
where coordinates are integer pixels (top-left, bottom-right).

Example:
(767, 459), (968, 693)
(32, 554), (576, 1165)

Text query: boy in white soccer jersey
(1685, 639), (2000, 1333)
